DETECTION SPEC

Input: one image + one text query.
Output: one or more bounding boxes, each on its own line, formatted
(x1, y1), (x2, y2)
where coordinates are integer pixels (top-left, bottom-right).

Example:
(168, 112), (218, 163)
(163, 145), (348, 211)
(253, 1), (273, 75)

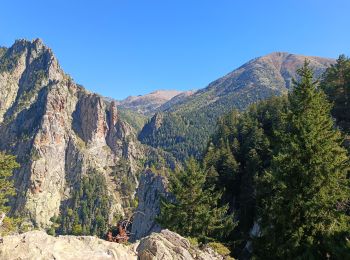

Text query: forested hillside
(139, 53), (333, 160)
(158, 58), (350, 259)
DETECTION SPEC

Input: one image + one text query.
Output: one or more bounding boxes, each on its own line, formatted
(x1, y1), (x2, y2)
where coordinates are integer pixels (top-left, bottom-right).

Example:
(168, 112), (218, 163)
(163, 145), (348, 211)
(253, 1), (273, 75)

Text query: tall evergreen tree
(202, 97), (287, 256)
(321, 55), (350, 132)
(255, 62), (350, 259)
(157, 158), (235, 241)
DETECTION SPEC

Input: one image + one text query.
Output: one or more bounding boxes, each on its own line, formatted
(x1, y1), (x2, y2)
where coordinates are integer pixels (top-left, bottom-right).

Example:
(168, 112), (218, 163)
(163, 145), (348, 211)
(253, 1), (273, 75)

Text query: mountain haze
(117, 89), (194, 116)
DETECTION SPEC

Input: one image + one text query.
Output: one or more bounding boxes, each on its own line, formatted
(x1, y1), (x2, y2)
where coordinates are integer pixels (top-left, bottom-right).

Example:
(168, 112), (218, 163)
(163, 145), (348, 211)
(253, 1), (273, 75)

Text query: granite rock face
(137, 229), (223, 260)
(131, 169), (172, 241)
(0, 39), (143, 228)
(0, 230), (223, 260)
(0, 230), (136, 260)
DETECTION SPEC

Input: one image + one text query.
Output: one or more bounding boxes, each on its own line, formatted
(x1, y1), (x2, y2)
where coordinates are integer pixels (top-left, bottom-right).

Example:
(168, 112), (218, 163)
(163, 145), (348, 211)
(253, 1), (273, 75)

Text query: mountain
(158, 90), (196, 111)
(0, 47), (7, 58)
(0, 39), (335, 236)
(0, 39), (146, 228)
(117, 89), (194, 116)
(139, 52), (334, 160)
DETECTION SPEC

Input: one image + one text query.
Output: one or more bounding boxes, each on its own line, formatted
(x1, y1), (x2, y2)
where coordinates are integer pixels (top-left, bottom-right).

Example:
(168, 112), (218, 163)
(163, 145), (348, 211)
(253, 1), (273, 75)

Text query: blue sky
(1, 0), (349, 99)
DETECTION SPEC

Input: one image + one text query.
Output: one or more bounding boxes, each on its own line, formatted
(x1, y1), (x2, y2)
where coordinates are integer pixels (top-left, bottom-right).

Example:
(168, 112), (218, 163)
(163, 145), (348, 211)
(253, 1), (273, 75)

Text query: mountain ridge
(0, 38), (336, 236)
(116, 89), (195, 116)
(139, 52), (334, 160)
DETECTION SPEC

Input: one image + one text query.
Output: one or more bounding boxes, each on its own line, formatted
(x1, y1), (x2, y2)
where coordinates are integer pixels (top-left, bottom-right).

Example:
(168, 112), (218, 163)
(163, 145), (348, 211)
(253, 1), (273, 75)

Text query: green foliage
(14, 69), (46, 112)
(0, 152), (20, 235)
(157, 158), (235, 241)
(203, 96), (288, 252)
(47, 227), (56, 236)
(55, 170), (111, 237)
(207, 242), (233, 258)
(110, 157), (138, 216)
(139, 83), (281, 161)
(0, 49), (21, 72)
(118, 107), (149, 133)
(254, 62), (350, 259)
(139, 112), (195, 159)
(143, 58), (350, 258)
(0, 47), (7, 59)
(0, 152), (19, 213)
(321, 55), (350, 132)
(72, 223), (83, 235)
(187, 236), (199, 247)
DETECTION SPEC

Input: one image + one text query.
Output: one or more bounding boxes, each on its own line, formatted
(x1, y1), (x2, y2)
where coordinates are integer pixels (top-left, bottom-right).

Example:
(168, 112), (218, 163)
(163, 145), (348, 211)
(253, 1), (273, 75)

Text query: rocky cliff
(0, 230), (136, 260)
(0, 230), (224, 260)
(131, 169), (172, 241)
(0, 39), (143, 228)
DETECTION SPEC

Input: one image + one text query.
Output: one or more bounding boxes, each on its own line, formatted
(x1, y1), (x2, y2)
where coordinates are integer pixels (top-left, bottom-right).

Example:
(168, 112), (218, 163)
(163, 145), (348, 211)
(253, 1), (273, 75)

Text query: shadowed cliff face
(0, 39), (144, 228)
(131, 169), (173, 241)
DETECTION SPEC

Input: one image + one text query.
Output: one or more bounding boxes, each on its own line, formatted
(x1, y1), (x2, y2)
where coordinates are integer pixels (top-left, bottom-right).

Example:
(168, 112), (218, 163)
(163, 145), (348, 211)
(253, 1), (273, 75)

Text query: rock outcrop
(0, 39), (143, 228)
(136, 229), (223, 260)
(0, 231), (136, 260)
(0, 230), (223, 260)
(131, 169), (172, 241)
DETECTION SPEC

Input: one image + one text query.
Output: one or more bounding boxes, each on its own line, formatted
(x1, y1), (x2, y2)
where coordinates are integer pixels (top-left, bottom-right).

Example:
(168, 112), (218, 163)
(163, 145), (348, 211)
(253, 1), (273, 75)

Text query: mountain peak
(118, 89), (189, 115)
(264, 51), (291, 57)
(11, 38), (49, 53)
(257, 51), (334, 66)
(1, 39), (58, 76)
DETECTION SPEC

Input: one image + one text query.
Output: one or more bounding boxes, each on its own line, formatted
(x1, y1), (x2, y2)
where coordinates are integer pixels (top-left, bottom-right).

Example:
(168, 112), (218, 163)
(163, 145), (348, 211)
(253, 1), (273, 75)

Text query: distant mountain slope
(158, 90), (196, 111)
(139, 52), (334, 160)
(118, 89), (193, 115)
(168, 52), (333, 113)
(117, 107), (149, 133)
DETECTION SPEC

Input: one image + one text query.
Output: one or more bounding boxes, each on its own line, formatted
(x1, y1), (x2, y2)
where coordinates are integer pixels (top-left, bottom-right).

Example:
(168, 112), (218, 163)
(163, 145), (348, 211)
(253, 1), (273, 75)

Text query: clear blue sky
(1, 0), (349, 99)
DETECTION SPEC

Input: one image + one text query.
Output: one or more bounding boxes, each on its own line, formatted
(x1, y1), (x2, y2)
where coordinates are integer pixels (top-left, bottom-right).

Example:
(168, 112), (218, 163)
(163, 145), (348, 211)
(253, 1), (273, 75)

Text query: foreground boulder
(137, 229), (223, 260)
(0, 230), (136, 260)
(0, 230), (223, 260)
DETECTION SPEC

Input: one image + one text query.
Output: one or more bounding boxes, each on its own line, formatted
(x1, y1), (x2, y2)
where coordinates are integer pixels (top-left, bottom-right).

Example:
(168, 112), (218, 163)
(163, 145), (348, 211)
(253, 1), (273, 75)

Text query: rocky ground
(0, 229), (223, 260)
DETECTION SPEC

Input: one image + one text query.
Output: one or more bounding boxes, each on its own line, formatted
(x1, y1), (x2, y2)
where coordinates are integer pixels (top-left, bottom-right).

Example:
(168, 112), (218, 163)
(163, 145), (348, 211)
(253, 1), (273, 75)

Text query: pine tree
(255, 61), (350, 259)
(321, 55), (350, 132)
(55, 170), (111, 237)
(157, 158), (235, 241)
(0, 152), (19, 235)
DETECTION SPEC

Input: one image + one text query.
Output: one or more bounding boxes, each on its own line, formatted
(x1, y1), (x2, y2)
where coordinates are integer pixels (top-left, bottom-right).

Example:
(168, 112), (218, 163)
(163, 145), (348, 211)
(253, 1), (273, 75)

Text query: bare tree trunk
(0, 212), (5, 243)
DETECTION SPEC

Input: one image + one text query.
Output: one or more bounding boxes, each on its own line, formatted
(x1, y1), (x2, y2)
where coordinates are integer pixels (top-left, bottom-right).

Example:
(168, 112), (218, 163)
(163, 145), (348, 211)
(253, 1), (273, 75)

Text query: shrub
(207, 242), (232, 258)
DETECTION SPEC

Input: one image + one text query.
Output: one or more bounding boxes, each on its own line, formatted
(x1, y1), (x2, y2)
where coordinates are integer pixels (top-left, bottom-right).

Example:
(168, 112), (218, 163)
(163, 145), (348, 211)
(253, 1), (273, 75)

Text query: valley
(0, 39), (349, 259)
